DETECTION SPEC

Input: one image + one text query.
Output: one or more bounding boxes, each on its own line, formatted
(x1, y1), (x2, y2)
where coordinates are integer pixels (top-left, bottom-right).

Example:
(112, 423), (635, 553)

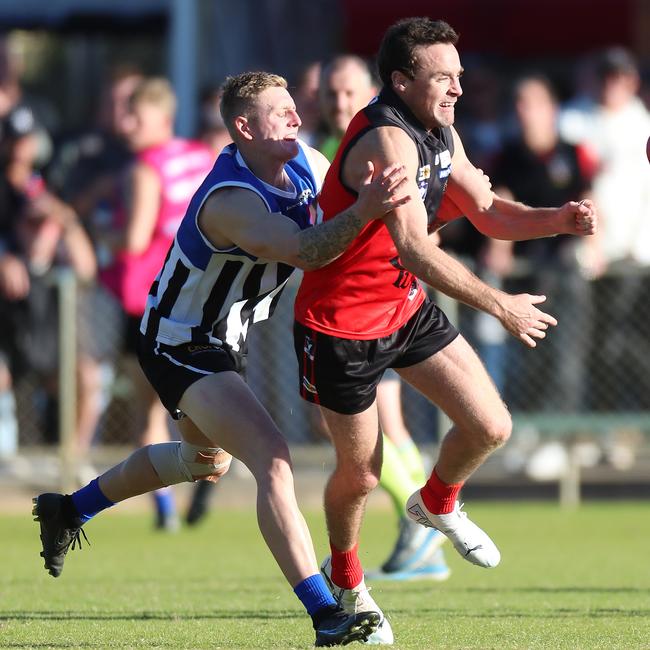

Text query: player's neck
(240, 150), (291, 190)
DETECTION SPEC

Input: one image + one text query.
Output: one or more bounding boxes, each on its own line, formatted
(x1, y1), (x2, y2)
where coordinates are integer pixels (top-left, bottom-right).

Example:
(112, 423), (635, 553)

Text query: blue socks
(70, 478), (115, 522)
(294, 574), (336, 616)
(69, 482), (175, 526)
(153, 487), (176, 518)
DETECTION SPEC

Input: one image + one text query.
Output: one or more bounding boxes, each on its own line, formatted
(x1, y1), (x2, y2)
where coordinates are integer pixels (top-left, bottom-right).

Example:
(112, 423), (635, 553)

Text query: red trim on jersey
(294, 111), (426, 340)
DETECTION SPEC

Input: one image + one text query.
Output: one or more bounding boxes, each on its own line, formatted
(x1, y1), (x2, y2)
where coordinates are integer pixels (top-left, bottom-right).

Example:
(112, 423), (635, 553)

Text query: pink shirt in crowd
(103, 138), (215, 316)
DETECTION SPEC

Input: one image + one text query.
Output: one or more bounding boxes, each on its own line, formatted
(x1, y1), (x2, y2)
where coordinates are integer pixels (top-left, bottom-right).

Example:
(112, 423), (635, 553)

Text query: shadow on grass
(387, 605), (650, 619)
(0, 609), (298, 622)
(1, 639), (192, 648)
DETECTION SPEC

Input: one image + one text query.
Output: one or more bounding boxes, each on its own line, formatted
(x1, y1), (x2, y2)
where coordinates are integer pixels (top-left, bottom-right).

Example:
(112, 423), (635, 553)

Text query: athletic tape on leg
(148, 441), (232, 486)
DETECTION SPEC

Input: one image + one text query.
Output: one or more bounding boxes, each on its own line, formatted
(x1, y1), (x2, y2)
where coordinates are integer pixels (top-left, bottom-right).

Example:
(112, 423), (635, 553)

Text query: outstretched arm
(199, 162), (410, 271)
(349, 125), (557, 348)
(444, 127), (598, 240)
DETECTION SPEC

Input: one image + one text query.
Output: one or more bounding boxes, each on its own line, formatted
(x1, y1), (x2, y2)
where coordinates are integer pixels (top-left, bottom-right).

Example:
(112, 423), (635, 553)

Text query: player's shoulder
(201, 182), (269, 225)
(354, 124), (416, 162)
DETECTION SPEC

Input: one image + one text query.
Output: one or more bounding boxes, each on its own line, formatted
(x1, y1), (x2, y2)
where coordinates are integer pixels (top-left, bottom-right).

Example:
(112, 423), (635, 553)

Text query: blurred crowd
(0, 42), (649, 483)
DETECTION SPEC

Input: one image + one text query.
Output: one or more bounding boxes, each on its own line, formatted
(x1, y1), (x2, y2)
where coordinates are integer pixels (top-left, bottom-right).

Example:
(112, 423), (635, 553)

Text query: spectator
(196, 85), (232, 155)
(491, 74), (598, 411)
(560, 48), (650, 267)
(291, 61), (323, 147)
(0, 106), (96, 457)
(46, 65), (144, 481)
(318, 55), (377, 161)
(561, 48), (650, 408)
(100, 77), (215, 529)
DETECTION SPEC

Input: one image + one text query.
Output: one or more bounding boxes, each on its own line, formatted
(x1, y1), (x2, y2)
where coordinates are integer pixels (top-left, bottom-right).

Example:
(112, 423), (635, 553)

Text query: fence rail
(3, 264), (649, 500)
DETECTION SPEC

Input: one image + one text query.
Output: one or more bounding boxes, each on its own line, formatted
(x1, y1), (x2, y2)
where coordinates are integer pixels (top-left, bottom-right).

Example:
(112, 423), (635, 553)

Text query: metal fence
(5, 264), (650, 479)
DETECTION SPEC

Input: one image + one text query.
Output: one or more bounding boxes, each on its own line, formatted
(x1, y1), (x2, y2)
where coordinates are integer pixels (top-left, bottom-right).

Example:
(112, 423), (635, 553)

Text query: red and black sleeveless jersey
(295, 87), (455, 340)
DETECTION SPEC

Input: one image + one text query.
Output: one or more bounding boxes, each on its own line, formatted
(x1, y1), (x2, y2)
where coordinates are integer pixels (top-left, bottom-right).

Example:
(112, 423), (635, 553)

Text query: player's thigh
(320, 401), (381, 475)
(178, 371), (289, 471)
(397, 334), (507, 433)
(176, 413), (218, 447)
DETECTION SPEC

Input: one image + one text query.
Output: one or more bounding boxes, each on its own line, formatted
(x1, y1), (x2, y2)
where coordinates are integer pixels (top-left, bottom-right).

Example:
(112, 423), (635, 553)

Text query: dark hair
(513, 73), (558, 104)
(377, 17), (458, 87)
(596, 47), (638, 80)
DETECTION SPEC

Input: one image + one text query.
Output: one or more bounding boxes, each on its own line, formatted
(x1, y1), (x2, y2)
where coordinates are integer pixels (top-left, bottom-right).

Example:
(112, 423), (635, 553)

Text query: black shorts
(124, 314), (144, 356)
(137, 335), (244, 419)
(294, 298), (458, 415)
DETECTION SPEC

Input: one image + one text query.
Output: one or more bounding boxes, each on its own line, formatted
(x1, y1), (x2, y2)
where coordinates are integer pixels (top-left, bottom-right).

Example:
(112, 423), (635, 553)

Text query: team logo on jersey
(287, 188), (314, 209)
(436, 150), (452, 179)
(417, 164), (431, 200)
(417, 164), (431, 181)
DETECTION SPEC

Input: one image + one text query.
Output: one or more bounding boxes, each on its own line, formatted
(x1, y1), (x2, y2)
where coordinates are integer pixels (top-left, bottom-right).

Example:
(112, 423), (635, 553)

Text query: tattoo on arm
(297, 207), (365, 268)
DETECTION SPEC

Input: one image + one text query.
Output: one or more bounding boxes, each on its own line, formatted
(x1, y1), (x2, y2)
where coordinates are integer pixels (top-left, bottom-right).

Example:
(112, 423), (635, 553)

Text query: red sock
(420, 468), (463, 514)
(330, 542), (363, 589)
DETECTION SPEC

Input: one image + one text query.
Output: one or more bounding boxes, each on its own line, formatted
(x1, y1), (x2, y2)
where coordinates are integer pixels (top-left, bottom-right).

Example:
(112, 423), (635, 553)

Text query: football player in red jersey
(293, 18), (597, 640)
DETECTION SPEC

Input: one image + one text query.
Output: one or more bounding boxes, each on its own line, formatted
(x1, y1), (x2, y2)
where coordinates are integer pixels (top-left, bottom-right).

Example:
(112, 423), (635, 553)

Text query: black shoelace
(65, 526), (90, 552)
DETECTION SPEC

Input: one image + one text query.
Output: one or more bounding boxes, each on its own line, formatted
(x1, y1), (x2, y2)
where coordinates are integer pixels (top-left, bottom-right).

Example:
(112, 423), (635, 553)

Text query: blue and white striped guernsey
(140, 140), (322, 353)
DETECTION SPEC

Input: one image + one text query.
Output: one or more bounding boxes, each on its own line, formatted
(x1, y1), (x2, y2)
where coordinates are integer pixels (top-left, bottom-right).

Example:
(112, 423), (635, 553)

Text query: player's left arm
(444, 127), (598, 241)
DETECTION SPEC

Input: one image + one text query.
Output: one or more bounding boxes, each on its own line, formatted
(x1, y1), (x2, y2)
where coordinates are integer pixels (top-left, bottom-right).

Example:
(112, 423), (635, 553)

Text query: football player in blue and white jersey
(33, 71), (410, 647)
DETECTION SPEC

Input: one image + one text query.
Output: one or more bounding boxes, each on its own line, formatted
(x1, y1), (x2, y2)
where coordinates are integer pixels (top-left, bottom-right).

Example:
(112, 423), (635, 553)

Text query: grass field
(2, 501), (649, 649)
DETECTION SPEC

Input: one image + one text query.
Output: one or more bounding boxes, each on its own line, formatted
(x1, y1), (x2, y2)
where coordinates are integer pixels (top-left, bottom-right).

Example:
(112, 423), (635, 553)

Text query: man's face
(108, 74), (143, 137)
(600, 71), (639, 111)
(321, 63), (376, 136)
(246, 86), (302, 161)
(124, 102), (171, 152)
(398, 43), (463, 130)
(515, 79), (557, 136)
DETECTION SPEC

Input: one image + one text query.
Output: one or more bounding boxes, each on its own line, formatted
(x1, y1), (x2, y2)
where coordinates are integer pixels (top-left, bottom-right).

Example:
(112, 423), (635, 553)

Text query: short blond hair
(220, 71), (287, 138)
(129, 77), (177, 118)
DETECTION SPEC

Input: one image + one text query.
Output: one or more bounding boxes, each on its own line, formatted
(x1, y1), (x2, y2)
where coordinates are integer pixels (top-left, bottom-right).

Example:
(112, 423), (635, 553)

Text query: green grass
(1, 502), (649, 649)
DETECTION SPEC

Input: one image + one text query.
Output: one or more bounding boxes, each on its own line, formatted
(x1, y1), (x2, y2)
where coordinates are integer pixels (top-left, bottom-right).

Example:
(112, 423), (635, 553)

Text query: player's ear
(391, 71), (408, 93)
(234, 115), (253, 141)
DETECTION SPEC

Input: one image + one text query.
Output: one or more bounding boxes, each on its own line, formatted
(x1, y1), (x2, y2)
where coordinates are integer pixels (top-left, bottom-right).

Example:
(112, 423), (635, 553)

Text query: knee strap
(148, 441), (232, 486)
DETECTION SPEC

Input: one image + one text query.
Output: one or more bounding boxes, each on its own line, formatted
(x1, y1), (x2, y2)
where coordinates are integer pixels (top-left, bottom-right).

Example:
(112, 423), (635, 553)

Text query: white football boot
(406, 491), (501, 568)
(320, 556), (394, 645)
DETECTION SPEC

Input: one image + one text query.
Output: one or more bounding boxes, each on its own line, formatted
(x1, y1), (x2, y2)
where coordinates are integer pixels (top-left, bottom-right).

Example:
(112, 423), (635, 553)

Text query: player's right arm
(345, 126), (557, 348)
(197, 162), (410, 271)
